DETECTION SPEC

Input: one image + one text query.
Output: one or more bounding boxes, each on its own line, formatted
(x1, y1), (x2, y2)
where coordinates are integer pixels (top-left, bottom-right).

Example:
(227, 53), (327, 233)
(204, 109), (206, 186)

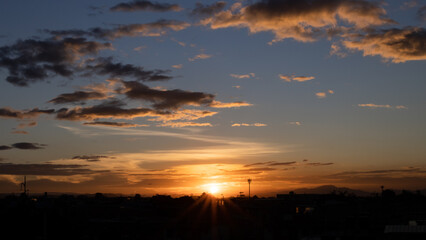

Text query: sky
(0, 0), (426, 197)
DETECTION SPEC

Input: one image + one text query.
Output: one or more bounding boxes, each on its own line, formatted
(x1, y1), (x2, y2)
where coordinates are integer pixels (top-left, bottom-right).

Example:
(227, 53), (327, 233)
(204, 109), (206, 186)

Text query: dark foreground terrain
(1, 191), (426, 240)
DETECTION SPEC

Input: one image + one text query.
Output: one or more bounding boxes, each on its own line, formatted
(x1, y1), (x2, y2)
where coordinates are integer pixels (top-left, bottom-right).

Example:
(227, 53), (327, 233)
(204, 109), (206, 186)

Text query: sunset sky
(1, 0), (426, 196)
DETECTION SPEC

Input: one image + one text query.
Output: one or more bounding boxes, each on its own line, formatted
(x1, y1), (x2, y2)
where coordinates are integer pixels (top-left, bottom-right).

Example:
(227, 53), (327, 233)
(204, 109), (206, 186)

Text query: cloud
(110, 1), (182, 12)
(244, 161), (296, 167)
(17, 121), (37, 129)
(149, 109), (217, 122)
(0, 107), (55, 119)
(279, 74), (314, 82)
(269, 161), (297, 166)
(230, 73), (255, 79)
(188, 53), (212, 62)
(47, 20), (190, 40)
(120, 80), (215, 109)
(0, 37), (112, 86)
(315, 92), (327, 98)
(157, 122), (213, 128)
(201, 0), (394, 43)
(11, 142), (46, 150)
(0, 162), (107, 176)
(84, 121), (149, 128)
(49, 91), (108, 104)
(209, 101), (252, 108)
(329, 43), (348, 58)
(343, 27), (426, 63)
(1, 142), (45, 150)
(84, 57), (172, 81)
(0, 146), (13, 151)
(232, 123), (267, 127)
(55, 98), (217, 123)
(357, 103), (407, 109)
(72, 155), (112, 162)
(191, 2), (227, 17)
(306, 162), (334, 166)
(55, 100), (157, 121)
(172, 64), (183, 69)
(315, 90), (333, 98)
(11, 130), (28, 134)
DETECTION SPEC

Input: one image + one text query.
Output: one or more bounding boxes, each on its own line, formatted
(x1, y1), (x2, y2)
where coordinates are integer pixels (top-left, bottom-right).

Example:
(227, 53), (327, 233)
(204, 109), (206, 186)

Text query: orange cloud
(157, 122), (213, 128)
(202, 0), (394, 43)
(343, 27), (426, 63)
(280, 74), (315, 82)
(209, 101), (252, 108)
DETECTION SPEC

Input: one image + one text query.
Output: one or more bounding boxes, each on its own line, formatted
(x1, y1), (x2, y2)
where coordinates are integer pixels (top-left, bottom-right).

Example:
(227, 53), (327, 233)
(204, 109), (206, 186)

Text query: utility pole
(248, 178), (252, 199)
(20, 176), (28, 196)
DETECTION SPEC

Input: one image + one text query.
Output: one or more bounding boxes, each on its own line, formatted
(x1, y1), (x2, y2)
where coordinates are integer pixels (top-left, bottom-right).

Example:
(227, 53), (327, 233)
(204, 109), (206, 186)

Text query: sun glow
(206, 183), (220, 195)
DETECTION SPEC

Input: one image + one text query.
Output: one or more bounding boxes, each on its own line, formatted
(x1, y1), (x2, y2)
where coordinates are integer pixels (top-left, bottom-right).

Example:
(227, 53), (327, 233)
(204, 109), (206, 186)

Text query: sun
(208, 184), (220, 194)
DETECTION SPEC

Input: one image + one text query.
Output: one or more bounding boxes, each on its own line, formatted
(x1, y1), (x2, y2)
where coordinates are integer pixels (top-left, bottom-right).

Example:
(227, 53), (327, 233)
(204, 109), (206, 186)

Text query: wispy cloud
(172, 64), (183, 69)
(280, 74), (314, 82)
(230, 73), (255, 79)
(157, 122), (212, 128)
(316, 90), (334, 99)
(357, 103), (407, 109)
(188, 53), (212, 62)
(232, 123), (267, 127)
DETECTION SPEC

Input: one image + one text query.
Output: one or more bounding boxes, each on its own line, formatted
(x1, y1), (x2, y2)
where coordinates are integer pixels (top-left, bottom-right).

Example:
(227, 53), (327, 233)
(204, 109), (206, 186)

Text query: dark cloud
(306, 162), (334, 166)
(269, 161), (297, 166)
(110, 1), (182, 12)
(0, 145), (13, 151)
(0, 162), (107, 176)
(417, 5), (426, 21)
(11, 142), (46, 150)
(343, 27), (426, 63)
(49, 91), (108, 104)
(72, 155), (112, 162)
(83, 121), (147, 127)
(55, 99), (157, 121)
(0, 142), (45, 150)
(243, 161), (275, 167)
(84, 57), (172, 81)
(0, 37), (111, 86)
(121, 80), (215, 109)
(191, 2), (226, 17)
(244, 161), (296, 167)
(47, 20), (189, 40)
(0, 107), (55, 119)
